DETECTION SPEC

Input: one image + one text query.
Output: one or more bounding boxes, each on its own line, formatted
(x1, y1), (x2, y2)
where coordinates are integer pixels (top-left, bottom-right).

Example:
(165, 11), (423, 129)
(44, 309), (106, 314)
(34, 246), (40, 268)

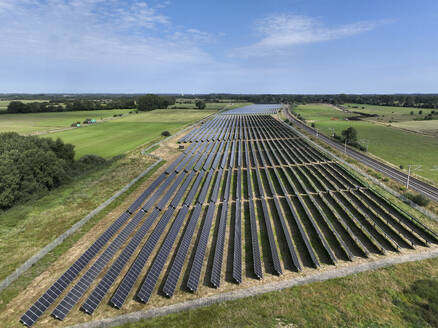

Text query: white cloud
(0, 0), (211, 67)
(230, 14), (386, 57)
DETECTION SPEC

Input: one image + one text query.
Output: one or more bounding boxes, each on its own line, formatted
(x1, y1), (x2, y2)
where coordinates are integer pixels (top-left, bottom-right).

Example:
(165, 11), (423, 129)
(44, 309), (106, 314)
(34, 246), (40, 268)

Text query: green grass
(0, 154), (156, 282)
(0, 109), (132, 134)
(116, 256), (438, 328)
(392, 120), (438, 136)
(48, 108), (218, 159)
(294, 104), (438, 184)
(344, 103), (438, 135)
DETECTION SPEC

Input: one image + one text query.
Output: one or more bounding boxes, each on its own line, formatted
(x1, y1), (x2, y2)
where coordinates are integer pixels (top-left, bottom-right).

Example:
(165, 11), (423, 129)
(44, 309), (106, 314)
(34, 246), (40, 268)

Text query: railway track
(284, 108), (438, 203)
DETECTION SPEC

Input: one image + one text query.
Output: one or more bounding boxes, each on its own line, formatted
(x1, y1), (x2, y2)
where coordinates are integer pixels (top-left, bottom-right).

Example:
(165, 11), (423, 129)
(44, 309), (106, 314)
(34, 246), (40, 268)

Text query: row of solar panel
(179, 113), (296, 143)
(20, 111), (437, 327)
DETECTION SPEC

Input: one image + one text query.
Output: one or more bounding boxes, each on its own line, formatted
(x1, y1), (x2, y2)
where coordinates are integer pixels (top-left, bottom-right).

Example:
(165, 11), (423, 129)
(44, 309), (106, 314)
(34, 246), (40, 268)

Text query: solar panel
(137, 205), (190, 303)
(187, 202), (216, 292)
(51, 209), (147, 320)
(20, 211), (132, 326)
(210, 168), (232, 288)
(110, 169), (196, 309)
(81, 209), (161, 315)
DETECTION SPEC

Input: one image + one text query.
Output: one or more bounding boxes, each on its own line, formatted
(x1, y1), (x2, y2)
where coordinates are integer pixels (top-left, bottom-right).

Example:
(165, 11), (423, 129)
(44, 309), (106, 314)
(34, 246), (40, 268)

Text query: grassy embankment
(293, 104), (438, 185)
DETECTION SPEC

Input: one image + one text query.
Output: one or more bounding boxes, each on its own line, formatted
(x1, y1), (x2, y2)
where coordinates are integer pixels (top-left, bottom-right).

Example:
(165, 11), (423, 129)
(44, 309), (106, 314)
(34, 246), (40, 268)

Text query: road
(284, 108), (438, 203)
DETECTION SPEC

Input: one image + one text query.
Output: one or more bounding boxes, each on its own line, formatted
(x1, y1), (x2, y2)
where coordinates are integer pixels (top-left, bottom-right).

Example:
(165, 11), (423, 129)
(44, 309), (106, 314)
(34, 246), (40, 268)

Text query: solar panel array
(20, 104), (438, 327)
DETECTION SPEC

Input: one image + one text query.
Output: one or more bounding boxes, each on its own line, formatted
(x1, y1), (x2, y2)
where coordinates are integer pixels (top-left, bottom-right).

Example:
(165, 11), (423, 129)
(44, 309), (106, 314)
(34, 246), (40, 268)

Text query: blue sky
(1, 0), (437, 93)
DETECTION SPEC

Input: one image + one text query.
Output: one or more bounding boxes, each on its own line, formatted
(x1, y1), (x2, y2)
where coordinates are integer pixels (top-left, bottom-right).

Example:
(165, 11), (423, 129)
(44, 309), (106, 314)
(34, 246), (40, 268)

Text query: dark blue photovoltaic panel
(81, 209), (161, 315)
(20, 211), (131, 326)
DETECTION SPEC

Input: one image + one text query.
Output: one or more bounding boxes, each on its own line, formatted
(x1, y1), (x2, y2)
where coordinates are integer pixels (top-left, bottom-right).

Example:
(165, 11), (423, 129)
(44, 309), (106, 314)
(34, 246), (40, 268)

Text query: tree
(137, 94), (172, 111)
(0, 133), (75, 209)
(341, 127), (358, 144)
(7, 101), (28, 113)
(195, 100), (206, 109)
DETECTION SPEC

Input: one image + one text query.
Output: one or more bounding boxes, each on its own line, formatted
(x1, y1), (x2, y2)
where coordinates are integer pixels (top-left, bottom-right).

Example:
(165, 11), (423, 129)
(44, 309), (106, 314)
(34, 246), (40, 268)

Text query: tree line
(6, 95), (177, 113)
(184, 94), (438, 109)
(6, 98), (137, 113)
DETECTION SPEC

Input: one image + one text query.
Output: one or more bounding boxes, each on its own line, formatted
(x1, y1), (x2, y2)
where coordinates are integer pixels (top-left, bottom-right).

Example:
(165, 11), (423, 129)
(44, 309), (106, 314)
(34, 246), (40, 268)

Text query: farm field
(344, 103), (438, 136)
(0, 109), (132, 134)
(344, 103), (433, 122)
(294, 104), (438, 184)
(392, 119), (438, 136)
(48, 108), (219, 159)
(13, 105), (437, 328)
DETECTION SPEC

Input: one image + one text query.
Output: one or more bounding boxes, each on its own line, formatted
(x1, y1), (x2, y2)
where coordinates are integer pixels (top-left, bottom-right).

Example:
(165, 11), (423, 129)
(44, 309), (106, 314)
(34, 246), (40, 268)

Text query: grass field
(344, 103), (433, 122)
(0, 109), (132, 134)
(294, 104), (438, 184)
(344, 103), (438, 136)
(48, 108), (219, 158)
(116, 256), (438, 328)
(392, 120), (438, 136)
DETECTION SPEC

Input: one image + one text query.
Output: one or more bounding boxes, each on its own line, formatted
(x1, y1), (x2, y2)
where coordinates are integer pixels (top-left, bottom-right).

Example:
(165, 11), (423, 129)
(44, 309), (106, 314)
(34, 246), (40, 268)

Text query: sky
(1, 0), (437, 94)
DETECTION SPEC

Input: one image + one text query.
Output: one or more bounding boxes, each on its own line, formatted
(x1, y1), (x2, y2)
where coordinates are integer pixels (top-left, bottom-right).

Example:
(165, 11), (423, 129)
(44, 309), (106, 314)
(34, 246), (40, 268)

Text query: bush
(161, 130), (171, 137)
(400, 165), (404, 169)
(78, 154), (106, 167)
(195, 100), (206, 109)
(311, 122), (315, 128)
(0, 133), (75, 209)
(404, 192), (430, 206)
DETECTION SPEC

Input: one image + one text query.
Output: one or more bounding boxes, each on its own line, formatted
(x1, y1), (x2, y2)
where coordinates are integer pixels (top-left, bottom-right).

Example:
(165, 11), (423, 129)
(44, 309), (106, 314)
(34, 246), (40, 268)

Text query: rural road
(284, 108), (438, 203)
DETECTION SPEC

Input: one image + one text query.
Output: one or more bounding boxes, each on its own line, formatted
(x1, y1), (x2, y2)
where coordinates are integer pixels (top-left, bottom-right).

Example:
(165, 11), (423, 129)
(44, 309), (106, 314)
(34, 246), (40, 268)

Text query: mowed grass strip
(0, 109), (132, 134)
(49, 108), (219, 159)
(116, 256), (438, 328)
(294, 104), (438, 184)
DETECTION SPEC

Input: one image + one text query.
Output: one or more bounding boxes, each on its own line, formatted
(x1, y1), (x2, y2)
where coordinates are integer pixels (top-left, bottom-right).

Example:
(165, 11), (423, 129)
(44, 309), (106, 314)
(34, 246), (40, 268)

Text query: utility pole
(329, 128), (335, 137)
(406, 164), (422, 189)
(360, 139), (369, 152)
(344, 138), (347, 154)
(316, 128), (319, 137)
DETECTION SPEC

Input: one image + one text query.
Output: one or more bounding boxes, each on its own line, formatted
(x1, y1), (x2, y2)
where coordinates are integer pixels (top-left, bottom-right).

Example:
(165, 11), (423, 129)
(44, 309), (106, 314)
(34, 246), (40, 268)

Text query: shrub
(404, 192), (430, 206)
(311, 122), (315, 128)
(161, 130), (171, 137)
(78, 154), (106, 167)
(400, 165), (404, 169)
